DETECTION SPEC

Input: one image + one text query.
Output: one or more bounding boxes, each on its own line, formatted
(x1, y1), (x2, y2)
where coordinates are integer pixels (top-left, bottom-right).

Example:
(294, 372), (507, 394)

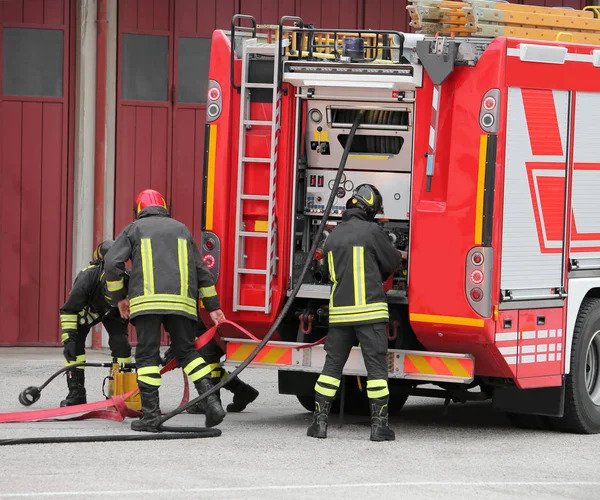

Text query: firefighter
(104, 188), (226, 432)
(59, 240), (132, 407)
(306, 184), (405, 441)
(184, 319), (259, 414)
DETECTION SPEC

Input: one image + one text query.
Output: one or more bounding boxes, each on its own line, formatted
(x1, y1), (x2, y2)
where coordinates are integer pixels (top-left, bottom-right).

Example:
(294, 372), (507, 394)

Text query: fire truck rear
(199, 12), (600, 433)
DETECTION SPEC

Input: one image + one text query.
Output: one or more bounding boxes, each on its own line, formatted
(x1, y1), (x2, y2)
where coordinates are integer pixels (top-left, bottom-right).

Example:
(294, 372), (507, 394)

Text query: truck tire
(550, 297), (600, 434)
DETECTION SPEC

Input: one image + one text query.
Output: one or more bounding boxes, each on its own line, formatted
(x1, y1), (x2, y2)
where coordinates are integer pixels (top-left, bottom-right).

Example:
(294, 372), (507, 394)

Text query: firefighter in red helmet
(105, 188), (227, 432)
(307, 184), (406, 441)
(59, 240), (132, 406)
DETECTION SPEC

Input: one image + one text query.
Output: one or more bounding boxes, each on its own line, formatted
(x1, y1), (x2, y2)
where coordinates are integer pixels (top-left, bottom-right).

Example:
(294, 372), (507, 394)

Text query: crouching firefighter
(105, 188), (227, 432)
(59, 240), (132, 406)
(307, 184), (406, 441)
(182, 319), (259, 414)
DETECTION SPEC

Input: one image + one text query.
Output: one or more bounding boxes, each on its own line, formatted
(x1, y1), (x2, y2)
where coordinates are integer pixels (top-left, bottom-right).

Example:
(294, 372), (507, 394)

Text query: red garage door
(0, 0), (74, 345)
(115, 0), (234, 343)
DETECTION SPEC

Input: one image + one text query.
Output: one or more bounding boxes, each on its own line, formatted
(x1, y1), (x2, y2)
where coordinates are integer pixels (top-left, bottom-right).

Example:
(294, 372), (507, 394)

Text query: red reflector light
(205, 238), (215, 250)
(470, 287), (483, 302)
(314, 249), (323, 260)
(483, 96), (496, 111)
(208, 87), (221, 101)
(471, 252), (484, 266)
(203, 254), (216, 269)
(470, 269), (484, 285)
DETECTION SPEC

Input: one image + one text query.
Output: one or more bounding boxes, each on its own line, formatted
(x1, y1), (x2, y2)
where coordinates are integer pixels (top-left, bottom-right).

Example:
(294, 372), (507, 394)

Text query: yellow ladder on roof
(407, 0), (600, 46)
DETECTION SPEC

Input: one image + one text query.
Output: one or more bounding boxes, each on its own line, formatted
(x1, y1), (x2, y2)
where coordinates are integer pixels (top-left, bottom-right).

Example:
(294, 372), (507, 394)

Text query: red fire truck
(198, 12), (600, 433)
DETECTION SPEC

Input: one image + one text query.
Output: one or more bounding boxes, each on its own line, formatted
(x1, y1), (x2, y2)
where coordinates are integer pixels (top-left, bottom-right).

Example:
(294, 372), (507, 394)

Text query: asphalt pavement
(0, 347), (598, 500)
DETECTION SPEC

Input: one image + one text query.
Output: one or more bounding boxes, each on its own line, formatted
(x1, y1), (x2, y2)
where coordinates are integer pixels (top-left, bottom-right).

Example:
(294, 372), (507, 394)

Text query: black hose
(159, 109), (365, 423)
(1, 110), (364, 446)
(17, 362), (136, 407)
(0, 431), (221, 446)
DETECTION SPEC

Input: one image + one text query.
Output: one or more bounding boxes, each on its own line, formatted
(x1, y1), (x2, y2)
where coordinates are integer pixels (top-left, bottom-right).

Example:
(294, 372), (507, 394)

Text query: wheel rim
(585, 330), (600, 406)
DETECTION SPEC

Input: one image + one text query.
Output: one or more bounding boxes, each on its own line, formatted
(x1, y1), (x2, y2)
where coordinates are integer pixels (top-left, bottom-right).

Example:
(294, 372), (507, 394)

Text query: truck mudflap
(223, 339), (475, 384)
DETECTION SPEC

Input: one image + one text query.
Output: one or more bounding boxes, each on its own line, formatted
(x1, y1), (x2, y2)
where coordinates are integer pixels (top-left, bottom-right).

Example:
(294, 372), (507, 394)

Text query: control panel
(304, 169), (411, 221)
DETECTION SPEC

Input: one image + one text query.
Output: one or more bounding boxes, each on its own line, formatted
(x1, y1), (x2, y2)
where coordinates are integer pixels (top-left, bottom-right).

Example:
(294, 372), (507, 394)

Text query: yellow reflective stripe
(329, 311), (389, 323)
(130, 294), (197, 308)
(130, 303), (197, 316)
(317, 375), (340, 387)
(328, 251), (337, 309)
(315, 383), (337, 398)
(137, 366), (160, 376)
(367, 387), (389, 398)
(106, 278), (124, 292)
(140, 238), (155, 295)
(190, 365), (211, 382)
(61, 333), (70, 343)
(117, 357), (132, 364)
(178, 238), (189, 297)
(61, 323), (77, 331)
(367, 379), (389, 398)
(64, 354), (86, 368)
(329, 302), (388, 313)
(199, 286), (217, 298)
(138, 375), (161, 387)
(183, 357), (205, 376)
(60, 314), (78, 321)
(353, 246), (366, 306)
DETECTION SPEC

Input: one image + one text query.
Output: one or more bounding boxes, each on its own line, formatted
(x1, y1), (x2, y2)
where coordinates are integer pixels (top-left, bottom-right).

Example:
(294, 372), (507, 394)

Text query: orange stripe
(458, 357), (475, 374)
(403, 355), (418, 374)
(423, 356), (454, 377)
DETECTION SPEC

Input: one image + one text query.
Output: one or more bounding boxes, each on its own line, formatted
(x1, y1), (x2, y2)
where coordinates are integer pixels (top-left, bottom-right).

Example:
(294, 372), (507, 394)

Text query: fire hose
(0, 110), (364, 446)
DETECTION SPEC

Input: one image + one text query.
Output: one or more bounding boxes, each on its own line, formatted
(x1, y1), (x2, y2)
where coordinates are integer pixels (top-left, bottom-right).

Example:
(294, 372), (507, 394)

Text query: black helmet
(345, 184), (383, 221)
(92, 239), (114, 263)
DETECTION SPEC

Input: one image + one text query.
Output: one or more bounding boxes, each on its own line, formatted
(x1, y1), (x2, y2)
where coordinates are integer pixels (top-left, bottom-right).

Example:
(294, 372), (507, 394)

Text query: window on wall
(177, 37), (211, 104)
(121, 34), (169, 102)
(2, 28), (64, 97)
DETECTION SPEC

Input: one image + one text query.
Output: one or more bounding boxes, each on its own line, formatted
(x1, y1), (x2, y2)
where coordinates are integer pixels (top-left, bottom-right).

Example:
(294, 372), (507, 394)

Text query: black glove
(63, 339), (77, 363)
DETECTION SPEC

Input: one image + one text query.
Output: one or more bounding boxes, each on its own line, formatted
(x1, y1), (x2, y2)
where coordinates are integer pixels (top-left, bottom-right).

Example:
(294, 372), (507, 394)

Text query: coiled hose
(0, 110), (365, 446)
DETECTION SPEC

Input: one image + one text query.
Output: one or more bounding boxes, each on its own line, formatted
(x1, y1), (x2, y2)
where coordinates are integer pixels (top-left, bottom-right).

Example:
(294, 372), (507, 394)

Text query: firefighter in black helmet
(307, 184), (405, 441)
(59, 239), (132, 406)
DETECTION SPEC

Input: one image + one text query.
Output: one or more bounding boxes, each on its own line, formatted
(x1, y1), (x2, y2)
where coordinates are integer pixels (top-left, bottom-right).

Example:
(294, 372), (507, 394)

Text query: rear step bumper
(223, 339), (475, 384)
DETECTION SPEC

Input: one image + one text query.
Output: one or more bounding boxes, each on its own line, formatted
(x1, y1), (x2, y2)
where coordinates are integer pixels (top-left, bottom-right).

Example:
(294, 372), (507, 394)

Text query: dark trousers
(315, 322), (390, 401)
(133, 314), (211, 389)
(322, 322), (389, 381)
(73, 308), (131, 359)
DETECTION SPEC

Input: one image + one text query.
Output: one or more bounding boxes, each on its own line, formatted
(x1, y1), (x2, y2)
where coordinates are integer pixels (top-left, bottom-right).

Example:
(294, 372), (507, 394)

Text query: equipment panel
(305, 169), (411, 221)
(305, 100), (413, 173)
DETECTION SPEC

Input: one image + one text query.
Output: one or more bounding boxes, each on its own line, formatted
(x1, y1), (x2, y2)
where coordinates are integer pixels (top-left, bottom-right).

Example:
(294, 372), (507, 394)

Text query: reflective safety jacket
(59, 264), (113, 342)
(324, 208), (402, 326)
(105, 206), (220, 320)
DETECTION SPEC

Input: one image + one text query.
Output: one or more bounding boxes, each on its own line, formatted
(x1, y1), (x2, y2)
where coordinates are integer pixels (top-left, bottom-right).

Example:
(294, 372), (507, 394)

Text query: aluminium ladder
(232, 37), (288, 313)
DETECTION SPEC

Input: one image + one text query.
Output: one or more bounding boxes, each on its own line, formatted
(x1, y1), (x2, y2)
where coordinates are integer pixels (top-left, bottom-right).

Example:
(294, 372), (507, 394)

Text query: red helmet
(134, 189), (167, 218)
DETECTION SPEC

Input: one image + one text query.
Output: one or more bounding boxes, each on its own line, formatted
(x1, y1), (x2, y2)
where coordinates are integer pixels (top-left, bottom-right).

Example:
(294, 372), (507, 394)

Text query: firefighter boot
(307, 394), (333, 439)
(130, 387), (162, 433)
(225, 375), (259, 412)
(369, 396), (395, 442)
(60, 369), (87, 407)
(195, 378), (226, 428)
(188, 377), (223, 414)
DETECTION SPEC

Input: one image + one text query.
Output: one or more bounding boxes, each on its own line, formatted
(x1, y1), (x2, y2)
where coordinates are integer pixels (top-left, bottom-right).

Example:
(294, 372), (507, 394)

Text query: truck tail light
(201, 232), (221, 280)
(466, 247), (493, 318)
(479, 89), (500, 134)
(206, 79), (222, 123)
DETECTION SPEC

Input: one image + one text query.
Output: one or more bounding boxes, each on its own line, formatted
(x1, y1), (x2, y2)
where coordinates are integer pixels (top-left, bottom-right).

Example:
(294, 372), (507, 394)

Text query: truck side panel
(500, 88), (569, 297)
